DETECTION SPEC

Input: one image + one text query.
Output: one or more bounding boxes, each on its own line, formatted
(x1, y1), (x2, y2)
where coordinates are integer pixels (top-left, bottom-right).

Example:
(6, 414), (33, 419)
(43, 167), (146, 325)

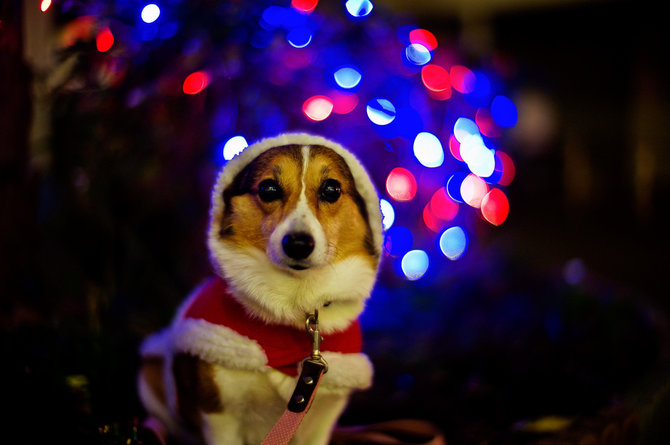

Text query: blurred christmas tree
(44, 0), (519, 293)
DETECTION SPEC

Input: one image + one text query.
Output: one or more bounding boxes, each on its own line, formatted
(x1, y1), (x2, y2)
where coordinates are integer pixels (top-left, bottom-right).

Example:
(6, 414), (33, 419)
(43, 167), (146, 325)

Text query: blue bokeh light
(384, 225), (413, 256)
(401, 249), (430, 281)
(333, 66), (362, 89)
(490, 95), (518, 128)
(446, 172), (467, 203)
(380, 199), (395, 230)
(345, 0), (374, 18)
(366, 98), (396, 125)
(439, 226), (468, 260)
(287, 27), (313, 48)
(404, 43), (431, 66)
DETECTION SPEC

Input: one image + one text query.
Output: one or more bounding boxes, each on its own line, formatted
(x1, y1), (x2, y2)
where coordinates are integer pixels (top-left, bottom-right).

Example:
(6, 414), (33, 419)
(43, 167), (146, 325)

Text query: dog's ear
(219, 163), (254, 239)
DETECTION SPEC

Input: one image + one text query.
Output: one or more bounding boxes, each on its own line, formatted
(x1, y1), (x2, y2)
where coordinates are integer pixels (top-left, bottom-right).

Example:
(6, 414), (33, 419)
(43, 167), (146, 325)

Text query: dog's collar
(181, 276), (363, 376)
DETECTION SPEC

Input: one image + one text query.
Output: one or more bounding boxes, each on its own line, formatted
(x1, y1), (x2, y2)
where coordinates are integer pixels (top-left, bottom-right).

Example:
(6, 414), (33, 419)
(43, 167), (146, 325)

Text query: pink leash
(262, 311), (328, 445)
(261, 311), (447, 445)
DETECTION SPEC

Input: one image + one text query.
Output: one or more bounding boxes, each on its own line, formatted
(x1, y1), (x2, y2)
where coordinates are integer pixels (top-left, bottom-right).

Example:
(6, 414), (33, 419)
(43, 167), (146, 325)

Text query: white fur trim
(170, 318), (268, 370)
(320, 352), (373, 390)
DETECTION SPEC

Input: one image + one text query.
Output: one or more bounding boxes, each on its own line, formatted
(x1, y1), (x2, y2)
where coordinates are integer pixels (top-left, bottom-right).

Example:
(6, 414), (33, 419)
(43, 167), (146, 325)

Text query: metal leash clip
(304, 309), (328, 373)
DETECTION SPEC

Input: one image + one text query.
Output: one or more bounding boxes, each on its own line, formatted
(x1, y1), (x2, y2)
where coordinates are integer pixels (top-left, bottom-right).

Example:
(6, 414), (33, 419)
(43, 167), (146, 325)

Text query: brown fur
(140, 356), (167, 406)
(172, 353), (224, 432)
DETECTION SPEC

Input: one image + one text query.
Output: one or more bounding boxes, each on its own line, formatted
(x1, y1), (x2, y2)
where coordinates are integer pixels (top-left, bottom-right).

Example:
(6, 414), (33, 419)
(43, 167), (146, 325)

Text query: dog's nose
(282, 232), (315, 260)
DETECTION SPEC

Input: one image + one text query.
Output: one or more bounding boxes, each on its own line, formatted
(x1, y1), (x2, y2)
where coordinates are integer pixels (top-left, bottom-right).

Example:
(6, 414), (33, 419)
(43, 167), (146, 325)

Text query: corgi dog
(137, 133), (383, 445)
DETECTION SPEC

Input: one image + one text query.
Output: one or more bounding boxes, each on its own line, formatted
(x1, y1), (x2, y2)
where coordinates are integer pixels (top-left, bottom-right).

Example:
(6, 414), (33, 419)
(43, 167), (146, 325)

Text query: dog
(137, 133), (383, 445)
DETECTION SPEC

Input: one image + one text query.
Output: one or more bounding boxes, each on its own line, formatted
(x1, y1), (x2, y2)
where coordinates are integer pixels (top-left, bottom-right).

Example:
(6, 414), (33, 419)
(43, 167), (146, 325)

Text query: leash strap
(261, 311), (328, 445)
(261, 360), (326, 445)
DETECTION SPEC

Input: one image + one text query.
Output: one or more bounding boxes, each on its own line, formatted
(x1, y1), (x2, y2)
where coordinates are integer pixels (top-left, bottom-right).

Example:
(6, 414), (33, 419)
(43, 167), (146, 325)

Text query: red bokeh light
(409, 28), (437, 51)
(183, 71), (211, 95)
(496, 151), (516, 186)
(421, 64), (451, 100)
(430, 187), (459, 221)
(450, 65), (476, 94)
(96, 27), (114, 52)
(302, 95), (334, 121)
(330, 91), (358, 115)
(481, 188), (509, 226)
(291, 0), (318, 13)
(386, 167), (417, 202)
(448, 134), (463, 162)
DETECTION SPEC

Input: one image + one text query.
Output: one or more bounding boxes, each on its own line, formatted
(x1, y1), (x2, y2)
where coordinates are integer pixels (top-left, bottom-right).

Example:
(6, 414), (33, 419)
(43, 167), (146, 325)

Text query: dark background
(2, 0), (669, 444)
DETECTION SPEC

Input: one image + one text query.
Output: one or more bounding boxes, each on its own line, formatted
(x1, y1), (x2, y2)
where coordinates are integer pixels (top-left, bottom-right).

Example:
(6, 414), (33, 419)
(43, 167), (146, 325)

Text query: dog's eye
(319, 179), (341, 203)
(258, 179), (283, 202)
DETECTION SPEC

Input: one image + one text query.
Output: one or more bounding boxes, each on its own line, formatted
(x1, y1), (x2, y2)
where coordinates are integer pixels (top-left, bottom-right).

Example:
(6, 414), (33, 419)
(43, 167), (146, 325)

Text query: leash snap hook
(305, 310), (328, 373)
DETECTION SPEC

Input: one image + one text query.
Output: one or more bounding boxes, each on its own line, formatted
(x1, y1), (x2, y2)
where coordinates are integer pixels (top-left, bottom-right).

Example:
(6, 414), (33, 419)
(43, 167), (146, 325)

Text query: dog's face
(221, 144), (376, 271)
(209, 140), (381, 333)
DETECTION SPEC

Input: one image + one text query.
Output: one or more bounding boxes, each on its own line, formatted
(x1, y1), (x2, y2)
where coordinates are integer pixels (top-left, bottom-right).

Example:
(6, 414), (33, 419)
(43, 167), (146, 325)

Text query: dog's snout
(282, 232), (315, 260)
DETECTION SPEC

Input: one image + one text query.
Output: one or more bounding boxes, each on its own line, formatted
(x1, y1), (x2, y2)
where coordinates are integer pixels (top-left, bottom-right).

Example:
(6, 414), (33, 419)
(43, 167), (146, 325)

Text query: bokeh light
(490, 95), (518, 128)
(287, 27), (313, 48)
(413, 131), (444, 168)
(421, 64), (451, 100)
(222, 135), (248, 161)
(302, 95), (334, 121)
(386, 167), (417, 202)
(460, 135), (495, 177)
(401, 250), (429, 281)
(450, 65), (476, 94)
(40, 0), (52, 13)
(141, 4), (161, 24)
(182, 71), (210, 95)
(423, 203), (445, 233)
(330, 91), (358, 114)
(345, 0), (374, 18)
(367, 98), (396, 125)
(96, 27), (114, 52)
(446, 172), (467, 203)
(409, 28), (437, 51)
(405, 44), (432, 66)
(448, 134), (463, 162)
(429, 187), (459, 221)
(380, 199), (395, 230)
(453, 117), (480, 143)
(439, 226), (468, 260)
(496, 151), (516, 186)
(475, 108), (501, 138)
(333, 66), (362, 89)
(291, 0), (319, 14)
(481, 188), (509, 226)
(461, 173), (488, 208)
(384, 225), (413, 256)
